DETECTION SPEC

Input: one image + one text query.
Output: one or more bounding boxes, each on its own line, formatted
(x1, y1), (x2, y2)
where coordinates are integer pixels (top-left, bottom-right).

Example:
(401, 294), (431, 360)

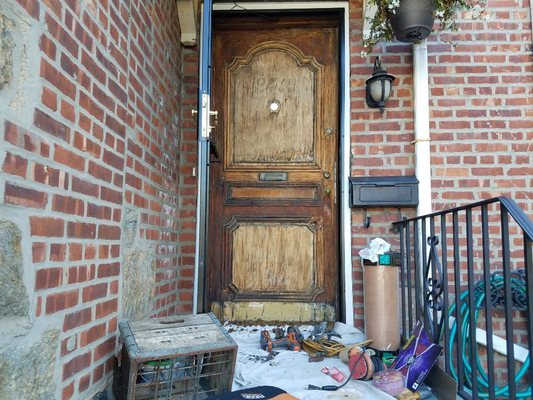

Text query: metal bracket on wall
(363, 208), (371, 228)
(390, 208), (406, 233)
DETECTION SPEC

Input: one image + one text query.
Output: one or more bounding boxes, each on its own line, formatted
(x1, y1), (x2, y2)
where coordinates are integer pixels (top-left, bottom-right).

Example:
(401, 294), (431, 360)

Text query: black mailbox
(349, 176), (419, 208)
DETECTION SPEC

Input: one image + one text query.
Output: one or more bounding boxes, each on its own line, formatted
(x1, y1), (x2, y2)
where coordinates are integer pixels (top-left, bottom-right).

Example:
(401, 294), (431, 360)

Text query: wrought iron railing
(392, 197), (533, 399)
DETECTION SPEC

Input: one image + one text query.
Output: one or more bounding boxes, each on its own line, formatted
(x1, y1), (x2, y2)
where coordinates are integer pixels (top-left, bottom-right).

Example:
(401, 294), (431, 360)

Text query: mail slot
(349, 176), (419, 208)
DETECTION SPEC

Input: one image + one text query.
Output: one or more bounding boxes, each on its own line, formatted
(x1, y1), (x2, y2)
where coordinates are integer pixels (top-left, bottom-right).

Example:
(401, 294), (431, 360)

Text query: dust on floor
(226, 322), (396, 400)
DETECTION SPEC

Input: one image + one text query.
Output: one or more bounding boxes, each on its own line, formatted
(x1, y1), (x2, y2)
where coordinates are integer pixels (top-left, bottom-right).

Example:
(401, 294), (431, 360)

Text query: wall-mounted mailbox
(349, 176), (419, 208)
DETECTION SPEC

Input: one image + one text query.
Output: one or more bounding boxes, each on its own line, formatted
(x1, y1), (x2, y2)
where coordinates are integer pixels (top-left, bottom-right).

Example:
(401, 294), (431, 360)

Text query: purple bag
(391, 321), (443, 391)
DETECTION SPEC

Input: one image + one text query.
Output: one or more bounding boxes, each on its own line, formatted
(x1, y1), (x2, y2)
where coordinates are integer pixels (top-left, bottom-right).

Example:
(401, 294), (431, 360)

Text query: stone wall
(0, 0), (531, 398)
(0, 0), (194, 398)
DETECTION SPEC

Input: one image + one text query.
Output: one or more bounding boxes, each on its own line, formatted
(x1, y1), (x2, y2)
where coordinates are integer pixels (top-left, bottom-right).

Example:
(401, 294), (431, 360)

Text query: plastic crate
(114, 313), (237, 399)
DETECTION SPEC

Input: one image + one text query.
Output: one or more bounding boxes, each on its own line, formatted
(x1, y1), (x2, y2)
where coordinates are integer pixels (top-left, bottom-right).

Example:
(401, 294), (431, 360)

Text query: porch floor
(226, 322), (404, 399)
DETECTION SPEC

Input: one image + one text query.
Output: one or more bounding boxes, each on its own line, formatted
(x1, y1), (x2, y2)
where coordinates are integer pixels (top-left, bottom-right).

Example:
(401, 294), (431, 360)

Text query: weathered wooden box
(114, 313), (237, 399)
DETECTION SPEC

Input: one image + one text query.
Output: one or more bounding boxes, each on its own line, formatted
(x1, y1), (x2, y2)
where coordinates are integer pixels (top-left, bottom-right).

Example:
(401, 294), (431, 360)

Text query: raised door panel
(226, 42), (322, 168)
(223, 217), (324, 301)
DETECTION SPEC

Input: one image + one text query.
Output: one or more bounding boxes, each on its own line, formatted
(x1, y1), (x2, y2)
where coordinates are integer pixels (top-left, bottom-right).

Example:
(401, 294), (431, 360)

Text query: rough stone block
(0, 329), (59, 399)
(0, 219), (29, 317)
(122, 249), (155, 320)
(0, 13), (15, 89)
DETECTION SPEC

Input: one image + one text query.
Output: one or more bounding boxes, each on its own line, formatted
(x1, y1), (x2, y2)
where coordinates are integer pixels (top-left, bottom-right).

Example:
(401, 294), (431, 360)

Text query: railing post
(481, 204), (495, 400)
(465, 208), (478, 399)
(501, 208), (517, 398)
(525, 234), (533, 397)
(399, 223), (407, 338)
(440, 215), (450, 375)
(451, 210), (465, 395)
(414, 220), (422, 327)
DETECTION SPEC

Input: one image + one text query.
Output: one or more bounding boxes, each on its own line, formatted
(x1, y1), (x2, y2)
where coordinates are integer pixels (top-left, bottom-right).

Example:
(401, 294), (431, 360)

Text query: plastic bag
(358, 238), (391, 263)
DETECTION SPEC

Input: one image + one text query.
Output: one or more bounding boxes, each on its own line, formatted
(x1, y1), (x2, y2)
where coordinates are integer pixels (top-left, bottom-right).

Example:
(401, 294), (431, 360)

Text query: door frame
(194, 1), (354, 325)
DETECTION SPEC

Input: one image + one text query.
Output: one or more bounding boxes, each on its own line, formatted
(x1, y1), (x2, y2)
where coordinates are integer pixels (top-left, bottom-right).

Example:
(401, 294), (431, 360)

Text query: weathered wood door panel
(208, 14), (339, 322)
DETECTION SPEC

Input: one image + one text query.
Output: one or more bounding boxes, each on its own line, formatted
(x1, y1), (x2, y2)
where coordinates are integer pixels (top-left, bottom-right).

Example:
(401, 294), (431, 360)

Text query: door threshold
(212, 301), (336, 324)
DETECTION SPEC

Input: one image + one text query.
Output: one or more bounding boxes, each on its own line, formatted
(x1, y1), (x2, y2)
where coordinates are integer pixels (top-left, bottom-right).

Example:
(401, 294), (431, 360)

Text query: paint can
(348, 349), (375, 380)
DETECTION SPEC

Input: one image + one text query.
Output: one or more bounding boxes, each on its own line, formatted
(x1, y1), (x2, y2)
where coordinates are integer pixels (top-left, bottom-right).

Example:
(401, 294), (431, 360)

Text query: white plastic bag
(358, 238), (391, 263)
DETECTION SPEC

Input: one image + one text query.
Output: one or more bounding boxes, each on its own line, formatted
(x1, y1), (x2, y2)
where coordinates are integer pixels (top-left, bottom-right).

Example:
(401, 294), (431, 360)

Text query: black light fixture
(365, 57), (396, 113)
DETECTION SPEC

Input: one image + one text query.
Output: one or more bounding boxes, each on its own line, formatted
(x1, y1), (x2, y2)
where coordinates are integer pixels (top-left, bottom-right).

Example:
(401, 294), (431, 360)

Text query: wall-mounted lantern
(365, 57), (396, 113)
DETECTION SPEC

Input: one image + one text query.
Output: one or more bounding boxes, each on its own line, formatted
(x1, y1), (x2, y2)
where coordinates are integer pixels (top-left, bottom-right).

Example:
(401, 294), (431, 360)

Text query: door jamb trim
(197, 1), (354, 324)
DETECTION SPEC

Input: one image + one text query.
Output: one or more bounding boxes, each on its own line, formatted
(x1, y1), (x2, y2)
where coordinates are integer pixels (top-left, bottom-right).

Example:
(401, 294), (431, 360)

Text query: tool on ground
(307, 321), (342, 341)
(348, 348), (375, 380)
(338, 340), (373, 363)
(348, 347), (386, 380)
(321, 367), (346, 383)
(307, 351), (325, 362)
(260, 327), (301, 352)
(273, 327), (285, 339)
(307, 348), (367, 392)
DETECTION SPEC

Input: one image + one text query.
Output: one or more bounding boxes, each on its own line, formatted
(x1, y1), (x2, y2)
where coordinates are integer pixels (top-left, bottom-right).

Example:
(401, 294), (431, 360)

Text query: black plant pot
(390, 0), (435, 42)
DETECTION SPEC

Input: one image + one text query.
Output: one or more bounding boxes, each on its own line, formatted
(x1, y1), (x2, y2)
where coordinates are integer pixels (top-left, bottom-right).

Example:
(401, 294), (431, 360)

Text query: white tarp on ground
(226, 322), (395, 400)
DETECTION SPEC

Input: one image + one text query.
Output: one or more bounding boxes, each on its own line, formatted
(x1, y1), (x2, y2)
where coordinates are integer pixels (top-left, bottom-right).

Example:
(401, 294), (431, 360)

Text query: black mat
(208, 386), (294, 399)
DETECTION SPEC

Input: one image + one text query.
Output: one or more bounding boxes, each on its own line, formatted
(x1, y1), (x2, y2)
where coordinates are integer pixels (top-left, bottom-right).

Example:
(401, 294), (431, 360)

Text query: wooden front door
(208, 13), (340, 323)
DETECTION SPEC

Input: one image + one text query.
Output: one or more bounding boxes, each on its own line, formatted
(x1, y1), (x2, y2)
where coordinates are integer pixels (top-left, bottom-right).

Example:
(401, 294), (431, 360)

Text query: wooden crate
(114, 313), (237, 399)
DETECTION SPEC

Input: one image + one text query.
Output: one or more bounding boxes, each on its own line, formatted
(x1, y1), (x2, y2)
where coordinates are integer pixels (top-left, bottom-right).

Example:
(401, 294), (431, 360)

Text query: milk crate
(114, 313), (237, 399)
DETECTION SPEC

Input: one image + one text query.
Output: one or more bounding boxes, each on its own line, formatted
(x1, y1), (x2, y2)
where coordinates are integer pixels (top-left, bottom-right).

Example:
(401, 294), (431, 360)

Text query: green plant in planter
(362, 0), (487, 52)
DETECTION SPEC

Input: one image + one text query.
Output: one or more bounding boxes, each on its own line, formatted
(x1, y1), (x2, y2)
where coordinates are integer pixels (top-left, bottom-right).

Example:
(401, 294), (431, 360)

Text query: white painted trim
(177, 0), (198, 46)
(362, 0), (377, 40)
(413, 40), (432, 217)
(449, 317), (529, 364)
(209, 1), (354, 324)
(339, 6), (354, 326)
(213, 1), (348, 10)
(193, 8), (207, 316)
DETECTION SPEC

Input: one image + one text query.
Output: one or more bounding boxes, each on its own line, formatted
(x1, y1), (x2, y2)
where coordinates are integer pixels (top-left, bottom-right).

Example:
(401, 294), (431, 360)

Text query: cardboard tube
(363, 264), (401, 351)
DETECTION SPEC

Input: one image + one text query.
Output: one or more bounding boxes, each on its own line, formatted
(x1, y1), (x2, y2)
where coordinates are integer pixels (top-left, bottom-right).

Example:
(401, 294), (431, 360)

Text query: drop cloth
(226, 322), (395, 400)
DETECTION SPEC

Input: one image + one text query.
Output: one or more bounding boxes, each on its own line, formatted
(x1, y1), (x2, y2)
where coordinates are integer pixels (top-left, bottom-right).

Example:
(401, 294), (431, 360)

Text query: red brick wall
(349, 0), (532, 329)
(1, 0), (531, 397)
(429, 0), (532, 214)
(350, 0), (418, 329)
(1, 0), (195, 398)
(178, 46), (201, 304)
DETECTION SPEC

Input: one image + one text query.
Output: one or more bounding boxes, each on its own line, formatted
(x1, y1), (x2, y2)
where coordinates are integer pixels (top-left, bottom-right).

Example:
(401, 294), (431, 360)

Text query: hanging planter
(389, 0), (435, 42)
(362, 0), (488, 53)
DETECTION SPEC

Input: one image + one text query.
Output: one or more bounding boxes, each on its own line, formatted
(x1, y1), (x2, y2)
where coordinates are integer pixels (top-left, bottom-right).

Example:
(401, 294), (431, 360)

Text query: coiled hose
(448, 274), (531, 398)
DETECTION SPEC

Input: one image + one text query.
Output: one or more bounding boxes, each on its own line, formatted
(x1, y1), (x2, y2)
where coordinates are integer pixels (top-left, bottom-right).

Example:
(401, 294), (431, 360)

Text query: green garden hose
(448, 274), (531, 398)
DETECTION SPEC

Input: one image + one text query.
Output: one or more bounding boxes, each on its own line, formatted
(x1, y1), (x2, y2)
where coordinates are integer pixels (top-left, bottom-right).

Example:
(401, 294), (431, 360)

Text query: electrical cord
(302, 339), (346, 357)
(448, 274), (531, 398)
(307, 349), (366, 391)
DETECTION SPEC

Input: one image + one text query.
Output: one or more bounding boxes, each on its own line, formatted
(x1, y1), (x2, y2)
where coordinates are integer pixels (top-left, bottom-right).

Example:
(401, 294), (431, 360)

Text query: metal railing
(392, 197), (533, 399)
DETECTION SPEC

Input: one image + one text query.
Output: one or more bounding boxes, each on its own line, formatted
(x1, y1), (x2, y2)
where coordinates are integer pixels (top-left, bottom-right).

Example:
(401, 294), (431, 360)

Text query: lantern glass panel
(369, 79), (391, 103)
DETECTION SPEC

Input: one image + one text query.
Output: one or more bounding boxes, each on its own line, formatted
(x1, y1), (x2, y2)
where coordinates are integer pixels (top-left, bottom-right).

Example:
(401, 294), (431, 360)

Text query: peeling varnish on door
(232, 223), (316, 294)
(227, 42), (322, 165)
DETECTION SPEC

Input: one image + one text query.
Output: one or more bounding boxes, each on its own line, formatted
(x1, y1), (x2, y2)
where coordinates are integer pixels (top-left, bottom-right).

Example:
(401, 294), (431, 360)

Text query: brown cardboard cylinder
(363, 264), (401, 351)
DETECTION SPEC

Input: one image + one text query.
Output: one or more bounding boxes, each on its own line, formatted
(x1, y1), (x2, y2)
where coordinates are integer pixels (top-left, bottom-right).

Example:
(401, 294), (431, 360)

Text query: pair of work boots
(260, 327), (302, 352)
